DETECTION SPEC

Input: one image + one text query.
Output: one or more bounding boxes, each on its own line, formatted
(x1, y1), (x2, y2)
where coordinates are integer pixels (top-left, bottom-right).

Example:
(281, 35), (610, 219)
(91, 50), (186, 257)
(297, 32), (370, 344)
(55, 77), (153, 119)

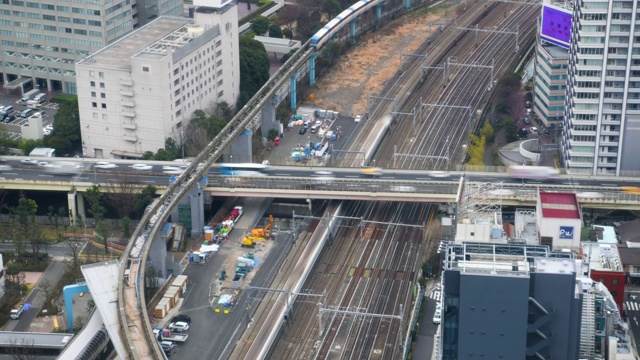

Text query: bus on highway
(219, 163), (269, 176)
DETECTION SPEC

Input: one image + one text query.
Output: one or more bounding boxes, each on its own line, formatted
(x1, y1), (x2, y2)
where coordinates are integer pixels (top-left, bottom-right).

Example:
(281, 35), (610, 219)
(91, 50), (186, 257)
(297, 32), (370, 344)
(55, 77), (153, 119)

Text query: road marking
(143, 180), (156, 183)
(275, 173), (290, 176)
(601, 184), (617, 187)
(380, 176), (394, 179)
(626, 301), (638, 311)
(345, 175), (358, 178)
(417, 178), (430, 180)
(38, 175), (54, 178)
(4, 172), (18, 175)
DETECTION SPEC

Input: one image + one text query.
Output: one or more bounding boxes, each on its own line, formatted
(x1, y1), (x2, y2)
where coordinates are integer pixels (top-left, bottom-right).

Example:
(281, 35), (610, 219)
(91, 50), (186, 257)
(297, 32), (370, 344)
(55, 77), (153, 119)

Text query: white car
(530, 127), (538, 134)
(0, 164), (12, 171)
(164, 168), (185, 175)
(95, 162), (118, 169)
(20, 158), (38, 165)
(433, 308), (442, 324)
(354, 115), (362, 123)
(168, 322), (189, 332)
(37, 161), (51, 167)
(429, 171), (450, 178)
(130, 164), (153, 171)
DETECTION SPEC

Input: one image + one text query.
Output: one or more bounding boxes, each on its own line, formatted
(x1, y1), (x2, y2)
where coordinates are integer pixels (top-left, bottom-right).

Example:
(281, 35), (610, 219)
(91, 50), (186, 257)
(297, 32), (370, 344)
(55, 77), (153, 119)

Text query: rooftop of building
(443, 242), (573, 277)
(617, 243), (640, 267)
(541, 43), (569, 59)
(512, 209), (538, 245)
(616, 218), (640, 244)
(590, 225), (618, 244)
(581, 242), (624, 273)
(534, 257), (576, 274)
(77, 16), (198, 69)
(539, 191), (581, 219)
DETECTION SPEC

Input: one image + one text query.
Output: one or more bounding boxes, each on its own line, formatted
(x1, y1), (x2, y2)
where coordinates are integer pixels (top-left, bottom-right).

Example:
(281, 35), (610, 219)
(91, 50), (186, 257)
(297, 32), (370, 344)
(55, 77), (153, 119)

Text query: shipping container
(155, 298), (171, 319)
(204, 230), (214, 241)
(164, 287), (180, 308)
(172, 275), (188, 296)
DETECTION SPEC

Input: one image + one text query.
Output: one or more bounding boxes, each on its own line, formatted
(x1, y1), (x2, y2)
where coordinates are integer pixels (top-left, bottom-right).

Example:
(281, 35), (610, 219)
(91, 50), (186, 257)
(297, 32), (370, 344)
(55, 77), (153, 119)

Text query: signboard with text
(559, 226), (574, 240)
(540, 5), (572, 49)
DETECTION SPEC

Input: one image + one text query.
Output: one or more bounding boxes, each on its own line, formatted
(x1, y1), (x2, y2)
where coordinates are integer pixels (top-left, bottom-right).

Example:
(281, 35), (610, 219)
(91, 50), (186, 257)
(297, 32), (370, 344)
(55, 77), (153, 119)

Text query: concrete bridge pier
(224, 129), (253, 163)
(260, 95), (279, 139)
(67, 189), (86, 226)
(290, 72), (298, 110)
(310, 52), (318, 86)
(350, 21), (356, 45)
(170, 177), (207, 239)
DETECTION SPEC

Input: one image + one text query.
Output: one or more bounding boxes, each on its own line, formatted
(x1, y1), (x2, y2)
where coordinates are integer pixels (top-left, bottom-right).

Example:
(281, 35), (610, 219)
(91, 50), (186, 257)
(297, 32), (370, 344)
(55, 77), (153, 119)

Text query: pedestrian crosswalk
(428, 290), (441, 301)
(626, 301), (640, 311)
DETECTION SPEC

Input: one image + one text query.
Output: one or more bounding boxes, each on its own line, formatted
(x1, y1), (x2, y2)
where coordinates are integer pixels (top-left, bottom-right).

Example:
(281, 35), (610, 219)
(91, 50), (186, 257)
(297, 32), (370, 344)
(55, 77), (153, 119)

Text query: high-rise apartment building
(75, 2), (239, 158)
(0, 0), (183, 95)
(533, 43), (568, 130)
(562, 0), (640, 175)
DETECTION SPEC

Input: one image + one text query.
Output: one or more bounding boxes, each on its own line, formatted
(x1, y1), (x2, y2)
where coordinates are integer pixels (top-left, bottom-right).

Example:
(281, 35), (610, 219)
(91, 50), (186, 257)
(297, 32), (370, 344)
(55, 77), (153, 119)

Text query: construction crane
(241, 236), (267, 248)
(250, 215), (273, 238)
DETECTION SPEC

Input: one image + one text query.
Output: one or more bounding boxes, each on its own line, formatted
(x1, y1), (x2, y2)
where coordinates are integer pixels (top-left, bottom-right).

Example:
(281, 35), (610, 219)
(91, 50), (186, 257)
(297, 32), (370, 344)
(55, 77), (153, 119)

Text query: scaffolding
(457, 181), (504, 224)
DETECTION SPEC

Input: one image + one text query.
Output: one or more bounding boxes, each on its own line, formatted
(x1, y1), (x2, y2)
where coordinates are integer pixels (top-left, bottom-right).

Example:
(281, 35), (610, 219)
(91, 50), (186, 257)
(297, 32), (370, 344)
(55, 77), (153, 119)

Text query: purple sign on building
(540, 5), (572, 49)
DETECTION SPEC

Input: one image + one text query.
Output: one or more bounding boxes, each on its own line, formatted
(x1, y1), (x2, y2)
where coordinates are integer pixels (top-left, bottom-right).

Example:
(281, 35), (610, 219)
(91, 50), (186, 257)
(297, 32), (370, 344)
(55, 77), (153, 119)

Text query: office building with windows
(75, 2), (239, 158)
(0, 0), (184, 95)
(562, 0), (640, 175)
(438, 243), (582, 360)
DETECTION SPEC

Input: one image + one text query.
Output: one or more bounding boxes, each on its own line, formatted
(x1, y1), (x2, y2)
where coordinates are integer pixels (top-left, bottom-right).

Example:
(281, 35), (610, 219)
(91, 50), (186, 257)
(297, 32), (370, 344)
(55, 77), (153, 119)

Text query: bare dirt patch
(310, 10), (452, 117)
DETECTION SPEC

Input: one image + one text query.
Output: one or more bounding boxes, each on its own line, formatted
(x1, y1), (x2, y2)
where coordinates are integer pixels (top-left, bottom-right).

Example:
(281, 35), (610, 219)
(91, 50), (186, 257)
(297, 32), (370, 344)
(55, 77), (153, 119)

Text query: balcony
(123, 134), (137, 143)
(122, 122), (137, 130)
(121, 100), (135, 107)
(119, 89), (134, 97)
(122, 110), (136, 118)
(118, 78), (133, 86)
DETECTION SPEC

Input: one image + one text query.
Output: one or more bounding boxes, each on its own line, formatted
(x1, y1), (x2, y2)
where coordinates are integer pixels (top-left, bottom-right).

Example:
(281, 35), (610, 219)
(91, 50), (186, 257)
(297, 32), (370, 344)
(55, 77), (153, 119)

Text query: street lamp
(180, 129), (185, 162)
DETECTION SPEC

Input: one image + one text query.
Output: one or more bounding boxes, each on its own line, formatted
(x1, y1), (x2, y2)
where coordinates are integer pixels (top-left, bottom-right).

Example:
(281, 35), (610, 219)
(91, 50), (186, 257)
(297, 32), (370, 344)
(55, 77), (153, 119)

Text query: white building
(536, 191), (583, 250)
(562, 0), (640, 175)
(0, 0), (182, 95)
(75, 3), (239, 158)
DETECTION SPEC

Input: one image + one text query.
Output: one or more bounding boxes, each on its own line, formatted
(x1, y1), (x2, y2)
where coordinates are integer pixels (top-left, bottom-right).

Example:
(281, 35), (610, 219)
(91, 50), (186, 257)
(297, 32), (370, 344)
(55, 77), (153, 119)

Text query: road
(3, 261), (67, 332)
(414, 285), (441, 359)
(625, 289), (640, 351)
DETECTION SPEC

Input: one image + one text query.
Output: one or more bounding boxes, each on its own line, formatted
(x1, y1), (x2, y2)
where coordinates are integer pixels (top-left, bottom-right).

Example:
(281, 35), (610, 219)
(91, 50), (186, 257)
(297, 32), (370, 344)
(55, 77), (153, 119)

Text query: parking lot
(1, 93), (59, 141)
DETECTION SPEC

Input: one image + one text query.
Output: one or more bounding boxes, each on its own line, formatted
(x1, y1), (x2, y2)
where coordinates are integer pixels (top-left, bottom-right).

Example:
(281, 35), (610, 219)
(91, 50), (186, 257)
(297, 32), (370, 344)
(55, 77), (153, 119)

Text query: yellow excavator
(250, 215), (273, 238)
(241, 236), (267, 247)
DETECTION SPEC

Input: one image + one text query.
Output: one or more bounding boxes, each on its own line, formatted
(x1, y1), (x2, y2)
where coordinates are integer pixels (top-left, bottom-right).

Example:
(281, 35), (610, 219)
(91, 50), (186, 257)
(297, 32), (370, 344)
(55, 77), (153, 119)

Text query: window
(92, 102), (97, 108)
(612, 279), (619, 285)
(93, 113), (98, 119)
(100, 93), (105, 99)
(98, 72), (104, 78)
(99, 83), (104, 89)
(43, 14), (55, 20)
(102, 114), (107, 120)
(91, 91), (96, 97)
(90, 81), (95, 87)
(101, 103), (106, 109)
(72, 7), (83, 14)
(142, 66), (149, 72)
(41, 4), (54, 10)
(56, 5), (70, 12)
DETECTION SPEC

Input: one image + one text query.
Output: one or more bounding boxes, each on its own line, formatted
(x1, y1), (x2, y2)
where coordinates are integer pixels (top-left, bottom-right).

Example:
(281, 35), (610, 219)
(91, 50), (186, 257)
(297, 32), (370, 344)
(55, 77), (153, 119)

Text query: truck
(20, 89), (40, 104)
(231, 274), (244, 289)
(217, 206), (243, 239)
(153, 328), (189, 343)
(10, 304), (24, 320)
(235, 256), (255, 276)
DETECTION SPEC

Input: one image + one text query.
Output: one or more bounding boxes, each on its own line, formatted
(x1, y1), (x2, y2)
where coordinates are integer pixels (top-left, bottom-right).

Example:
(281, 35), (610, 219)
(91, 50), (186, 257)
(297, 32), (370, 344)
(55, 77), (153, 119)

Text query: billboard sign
(540, 5), (572, 49)
(559, 226), (574, 240)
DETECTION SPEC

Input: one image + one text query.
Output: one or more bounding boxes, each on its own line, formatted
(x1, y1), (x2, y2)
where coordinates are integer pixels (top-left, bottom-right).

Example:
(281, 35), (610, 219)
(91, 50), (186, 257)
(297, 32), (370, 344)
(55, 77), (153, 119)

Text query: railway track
(272, 1), (542, 359)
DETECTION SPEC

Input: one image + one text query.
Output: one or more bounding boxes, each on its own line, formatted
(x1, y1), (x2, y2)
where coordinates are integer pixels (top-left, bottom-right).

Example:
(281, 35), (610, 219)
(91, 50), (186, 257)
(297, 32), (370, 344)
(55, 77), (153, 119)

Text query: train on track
(310, 0), (382, 48)
(508, 165), (560, 180)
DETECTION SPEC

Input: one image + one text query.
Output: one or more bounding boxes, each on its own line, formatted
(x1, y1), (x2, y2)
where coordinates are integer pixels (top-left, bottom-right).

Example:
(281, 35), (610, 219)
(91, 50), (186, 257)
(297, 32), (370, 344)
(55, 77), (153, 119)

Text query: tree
(281, 48), (297, 63)
(503, 117), (519, 142)
(321, 0), (342, 19)
(67, 241), (82, 271)
(134, 185), (158, 217)
(19, 138), (45, 156)
(103, 172), (141, 220)
(275, 5), (300, 32)
(268, 24), (283, 38)
(45, 98), (81, 156)
(94, 220), (112, 254)
(122, 216), (131, 238)
(238, 35), (270, 108)
(251, 16), (269, 35)
(480, 121), (495, 143)
(283, 28), (293, 40)
(11, 196), (38, 258)
(0, 124), (18, 155)
(84, 185), (106, 221)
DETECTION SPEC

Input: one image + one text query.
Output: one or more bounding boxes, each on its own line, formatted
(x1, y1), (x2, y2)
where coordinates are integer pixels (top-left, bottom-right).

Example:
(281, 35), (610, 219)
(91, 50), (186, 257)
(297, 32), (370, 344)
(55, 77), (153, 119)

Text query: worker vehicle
(219, 270), (227, 281)
(241, 236), (267, 248)
(10, 304), (24, 320)
(250, 215), (273, 238)
(361, 167), (383, 176)
(508, 165), (559, 180)
(219, 163), (269, 176)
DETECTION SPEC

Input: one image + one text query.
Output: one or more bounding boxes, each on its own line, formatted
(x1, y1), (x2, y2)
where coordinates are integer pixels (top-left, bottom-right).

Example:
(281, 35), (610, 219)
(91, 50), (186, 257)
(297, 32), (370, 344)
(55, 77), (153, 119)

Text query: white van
(34, 93), (46, 103)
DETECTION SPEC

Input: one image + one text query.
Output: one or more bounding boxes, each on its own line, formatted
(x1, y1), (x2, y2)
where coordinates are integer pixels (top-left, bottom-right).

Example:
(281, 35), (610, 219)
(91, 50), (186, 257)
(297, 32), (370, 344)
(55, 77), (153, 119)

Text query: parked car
(433, 308), (442, 324)
(168, 322), (189, 332)
(530, 127), (538, 134)
(523, 118), (531, 125)
(354, 115), (362, 123)
(2, 113), (15, 123)
(170, 314), (192, 325)
(299, 126), (308, 135)
(160, 340), (175, 353)
(20, 158), (39, 165)
(310, 125), (319, 133)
